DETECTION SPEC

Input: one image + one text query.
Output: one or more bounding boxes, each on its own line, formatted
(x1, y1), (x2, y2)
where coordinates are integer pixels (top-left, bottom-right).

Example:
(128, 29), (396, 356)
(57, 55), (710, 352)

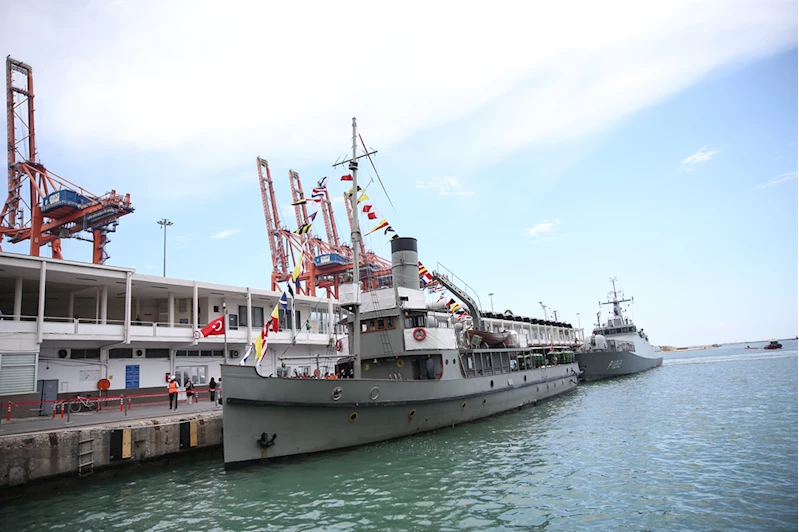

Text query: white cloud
(209, 229), (241, 239)
(0, 0), (794, 181)
(682, 147), (720, 166)
(755, 171), (797, 189)
(775, 156), (782, 160)
(526, 218), (561, 237)
(413, 177), (473, 196)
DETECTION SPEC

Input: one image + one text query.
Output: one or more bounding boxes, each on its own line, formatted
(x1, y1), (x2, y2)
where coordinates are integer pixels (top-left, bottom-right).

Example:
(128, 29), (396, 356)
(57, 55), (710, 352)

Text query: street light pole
(576, 312), (581, 329)
(488, 292), (495, 313)
(157, 218), (173, 277)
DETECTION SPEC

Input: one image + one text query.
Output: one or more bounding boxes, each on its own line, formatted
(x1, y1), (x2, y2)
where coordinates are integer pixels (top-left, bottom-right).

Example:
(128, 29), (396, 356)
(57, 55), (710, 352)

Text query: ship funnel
(391, 237), (419, 290)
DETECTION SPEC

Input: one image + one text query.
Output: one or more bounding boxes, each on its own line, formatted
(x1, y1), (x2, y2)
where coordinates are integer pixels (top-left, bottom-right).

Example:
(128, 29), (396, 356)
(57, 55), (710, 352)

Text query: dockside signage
(125, 365), (140, 389)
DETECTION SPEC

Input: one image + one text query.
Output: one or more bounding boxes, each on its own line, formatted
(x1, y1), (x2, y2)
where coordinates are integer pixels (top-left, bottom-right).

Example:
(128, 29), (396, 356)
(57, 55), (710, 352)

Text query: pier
(0, 399), (221, 489)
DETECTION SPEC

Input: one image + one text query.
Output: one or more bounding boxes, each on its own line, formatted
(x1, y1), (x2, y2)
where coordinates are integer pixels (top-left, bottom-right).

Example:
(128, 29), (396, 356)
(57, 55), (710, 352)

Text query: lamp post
(488, 292), (495, 312)
(576, 312), (581, 329)
(157, 218), (173, 277)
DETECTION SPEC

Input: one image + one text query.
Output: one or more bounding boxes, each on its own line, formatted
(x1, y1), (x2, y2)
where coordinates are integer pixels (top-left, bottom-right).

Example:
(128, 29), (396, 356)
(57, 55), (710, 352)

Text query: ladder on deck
(367, 275), (394, 357)
(78, 433), (94, 477)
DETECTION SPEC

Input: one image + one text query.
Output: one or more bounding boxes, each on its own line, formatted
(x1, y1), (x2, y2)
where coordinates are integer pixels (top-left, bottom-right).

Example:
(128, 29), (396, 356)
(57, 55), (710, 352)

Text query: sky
(0, 0), (796, 346)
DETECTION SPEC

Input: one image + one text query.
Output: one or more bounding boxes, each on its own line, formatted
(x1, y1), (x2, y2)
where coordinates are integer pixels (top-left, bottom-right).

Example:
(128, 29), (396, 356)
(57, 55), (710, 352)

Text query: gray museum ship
(220, 118), (579, 468)
(575, 279), (662, 381)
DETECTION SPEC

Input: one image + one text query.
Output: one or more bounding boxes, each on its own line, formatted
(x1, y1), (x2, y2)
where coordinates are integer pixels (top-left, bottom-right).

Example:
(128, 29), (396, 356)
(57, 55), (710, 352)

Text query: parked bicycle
(69, 395), (97, 413)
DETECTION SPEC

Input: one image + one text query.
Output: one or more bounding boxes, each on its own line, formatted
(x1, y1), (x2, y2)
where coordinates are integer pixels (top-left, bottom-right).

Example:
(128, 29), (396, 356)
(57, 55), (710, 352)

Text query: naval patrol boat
(575, 279), (662, 381)
(220, 119), (579, 468)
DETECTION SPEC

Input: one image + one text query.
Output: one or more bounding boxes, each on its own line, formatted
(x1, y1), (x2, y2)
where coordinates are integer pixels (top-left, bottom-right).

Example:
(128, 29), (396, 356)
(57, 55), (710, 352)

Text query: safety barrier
(0, 386), (221, 423)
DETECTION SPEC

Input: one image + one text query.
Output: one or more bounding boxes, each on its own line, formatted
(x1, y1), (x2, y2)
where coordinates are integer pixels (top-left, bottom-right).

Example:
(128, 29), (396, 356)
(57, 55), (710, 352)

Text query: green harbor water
(5, 342), (797, 531)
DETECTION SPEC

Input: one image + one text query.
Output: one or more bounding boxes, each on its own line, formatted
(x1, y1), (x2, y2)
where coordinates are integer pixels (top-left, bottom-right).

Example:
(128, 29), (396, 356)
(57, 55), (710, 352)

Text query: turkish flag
(199, 316), (225, 337)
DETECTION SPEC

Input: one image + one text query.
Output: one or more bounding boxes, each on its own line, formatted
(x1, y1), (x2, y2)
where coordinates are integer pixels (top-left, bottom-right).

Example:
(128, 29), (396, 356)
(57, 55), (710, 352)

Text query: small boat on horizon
(764, 340), (783, 350)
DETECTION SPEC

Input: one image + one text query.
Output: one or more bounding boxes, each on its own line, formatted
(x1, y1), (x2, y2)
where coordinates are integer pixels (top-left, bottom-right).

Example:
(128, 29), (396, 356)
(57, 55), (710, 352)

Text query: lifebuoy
(396, 359), (405, 368)
(97, 378), (111, 391)
(413, 328), (426, 341)
(335, 339), (342, 351)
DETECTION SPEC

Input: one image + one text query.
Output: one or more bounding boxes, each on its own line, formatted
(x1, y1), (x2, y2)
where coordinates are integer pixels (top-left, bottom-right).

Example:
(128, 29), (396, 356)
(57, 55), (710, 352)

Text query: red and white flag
(199, 316), (225, 337)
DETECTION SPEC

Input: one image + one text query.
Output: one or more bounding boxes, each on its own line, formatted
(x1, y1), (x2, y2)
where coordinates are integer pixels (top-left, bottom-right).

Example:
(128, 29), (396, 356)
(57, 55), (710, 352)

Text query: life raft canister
(413, 328), (426, 341)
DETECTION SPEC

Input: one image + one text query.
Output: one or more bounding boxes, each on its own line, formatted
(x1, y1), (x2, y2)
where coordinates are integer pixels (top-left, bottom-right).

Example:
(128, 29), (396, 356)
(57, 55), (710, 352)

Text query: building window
(251, 307), (265, 328)
(109, 349), (133, 359)
(146, 349), (169, 358)
(238, 306), (248, 327)
(71, 349), (101, 359)
(178, 299), (188, 313)
(174, 365), (207, 386)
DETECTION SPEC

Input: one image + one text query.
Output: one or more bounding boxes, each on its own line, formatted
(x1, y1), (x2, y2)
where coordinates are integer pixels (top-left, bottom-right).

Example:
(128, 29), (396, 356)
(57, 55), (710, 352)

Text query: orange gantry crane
(257, 157), (392, 299)
(1, 57), (133, 264)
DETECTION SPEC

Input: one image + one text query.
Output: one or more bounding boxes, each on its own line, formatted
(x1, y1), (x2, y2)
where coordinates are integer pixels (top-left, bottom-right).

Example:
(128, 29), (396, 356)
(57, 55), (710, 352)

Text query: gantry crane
(1, 57), (133, 264)
(258, 157), (393, 298)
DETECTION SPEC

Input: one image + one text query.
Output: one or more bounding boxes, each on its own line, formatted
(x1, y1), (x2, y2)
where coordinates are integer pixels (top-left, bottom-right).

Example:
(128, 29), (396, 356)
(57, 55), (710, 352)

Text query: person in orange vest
(168, 378), (179, 410)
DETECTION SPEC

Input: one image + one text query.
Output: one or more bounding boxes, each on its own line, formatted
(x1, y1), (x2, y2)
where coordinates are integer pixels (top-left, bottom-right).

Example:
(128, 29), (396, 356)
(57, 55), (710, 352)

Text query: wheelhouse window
(361, 317), (398, 333)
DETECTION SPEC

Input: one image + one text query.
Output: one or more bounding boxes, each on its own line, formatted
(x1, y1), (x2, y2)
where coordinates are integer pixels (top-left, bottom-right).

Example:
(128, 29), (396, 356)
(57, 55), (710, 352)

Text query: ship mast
(600, 276), (632, 325)
(333, 117), (373, 378)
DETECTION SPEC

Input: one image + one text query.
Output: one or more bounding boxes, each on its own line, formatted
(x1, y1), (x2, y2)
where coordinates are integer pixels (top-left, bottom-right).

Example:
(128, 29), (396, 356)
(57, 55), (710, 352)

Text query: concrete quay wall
(0, 410), (222, 488)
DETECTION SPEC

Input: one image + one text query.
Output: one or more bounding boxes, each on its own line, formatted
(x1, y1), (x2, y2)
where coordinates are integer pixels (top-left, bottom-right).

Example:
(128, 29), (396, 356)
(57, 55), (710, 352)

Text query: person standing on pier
(209, 377), (217, 404)
(168, 378), (179, 410)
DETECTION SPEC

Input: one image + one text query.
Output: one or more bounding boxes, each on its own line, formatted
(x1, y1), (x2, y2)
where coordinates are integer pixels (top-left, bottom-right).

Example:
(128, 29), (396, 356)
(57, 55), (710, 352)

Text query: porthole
(408, 409), (416, 418)
(331, 387), (343, 401)
(461, 401), (466, 409)
(490, 380), (494, 388)
(369, 387), (380, 400)
(452, 358), (456, 365)
(445, 359), (449, 365)
(349, 412), (358, 422)
(524, 375), (527, 382)
(482, 397), (486, 405)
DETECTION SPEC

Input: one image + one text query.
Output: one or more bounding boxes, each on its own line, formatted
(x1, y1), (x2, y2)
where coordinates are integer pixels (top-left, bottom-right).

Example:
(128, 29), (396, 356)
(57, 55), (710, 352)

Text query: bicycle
(69, 395), (97, 413)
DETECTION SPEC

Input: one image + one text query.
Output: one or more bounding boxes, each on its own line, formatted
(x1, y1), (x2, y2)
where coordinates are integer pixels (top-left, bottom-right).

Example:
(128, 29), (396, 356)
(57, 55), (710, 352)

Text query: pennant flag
(291, 199), (307, 205)
(308, 212), (317, 222)
(347, 185), (363, 197)
(270, 304), (280, 332)
(285, 278), (294, 299)
(279, 291), (288, 310)
(449, 301), (462, 314)
(357, 192), (369, 204)
(418, 263), (428, 277)
(341, 174), (353, 181)
(436, 295), (446, 304)
(255, 322), (270, 365)
(365, 219), (389, 236)
(294, 223), (312, 235)
(388, 234), (399, 243)
(317, 176), (329, 188)
(384, 225), (395, 235)
(291, 252), (303, 283)
(362, 203), (374, 213)
(199, 316), (225, 337)
(239, 343), (254, 365)
(367, 211), (380, 220)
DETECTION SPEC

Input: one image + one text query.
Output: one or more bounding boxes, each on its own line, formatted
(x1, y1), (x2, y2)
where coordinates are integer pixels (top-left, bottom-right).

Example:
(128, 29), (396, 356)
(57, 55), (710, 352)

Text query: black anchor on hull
(257, 432), (277, 448)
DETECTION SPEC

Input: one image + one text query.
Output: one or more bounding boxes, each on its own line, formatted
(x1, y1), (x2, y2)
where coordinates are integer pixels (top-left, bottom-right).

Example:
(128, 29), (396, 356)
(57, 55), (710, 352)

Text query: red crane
(1, 57), (133, 264)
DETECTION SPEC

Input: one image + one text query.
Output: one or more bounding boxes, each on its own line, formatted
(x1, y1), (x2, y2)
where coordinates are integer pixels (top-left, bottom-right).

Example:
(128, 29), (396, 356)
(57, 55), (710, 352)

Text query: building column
(95, 288), (100, 323)
(327, 296), (334, 337)
(100, 286), (108, 324)
(246, 288), (252, 342)
(36, 261), (47, 344)
(67, 292), (74, 321)
(168, 292), (175, 326)
(134, 298), (141, 320)
(124, 271), (132, 344)
(13, 276), (22, 321)
(192, 282), (198, 329)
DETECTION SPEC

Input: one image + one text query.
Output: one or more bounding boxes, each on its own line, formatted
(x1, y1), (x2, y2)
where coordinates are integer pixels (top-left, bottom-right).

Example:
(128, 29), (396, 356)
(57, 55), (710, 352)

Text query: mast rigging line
(359, 133), (395, 212)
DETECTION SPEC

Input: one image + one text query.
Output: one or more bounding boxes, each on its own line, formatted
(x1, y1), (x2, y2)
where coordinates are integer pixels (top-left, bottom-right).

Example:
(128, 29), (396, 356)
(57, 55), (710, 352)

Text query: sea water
(4, 341), (797, 531)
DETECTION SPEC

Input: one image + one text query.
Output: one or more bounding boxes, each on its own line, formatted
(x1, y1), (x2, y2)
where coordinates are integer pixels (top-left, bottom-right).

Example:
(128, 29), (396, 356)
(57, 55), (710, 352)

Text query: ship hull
(221, 362), (579, 467)
(575, 350), (663, 382)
